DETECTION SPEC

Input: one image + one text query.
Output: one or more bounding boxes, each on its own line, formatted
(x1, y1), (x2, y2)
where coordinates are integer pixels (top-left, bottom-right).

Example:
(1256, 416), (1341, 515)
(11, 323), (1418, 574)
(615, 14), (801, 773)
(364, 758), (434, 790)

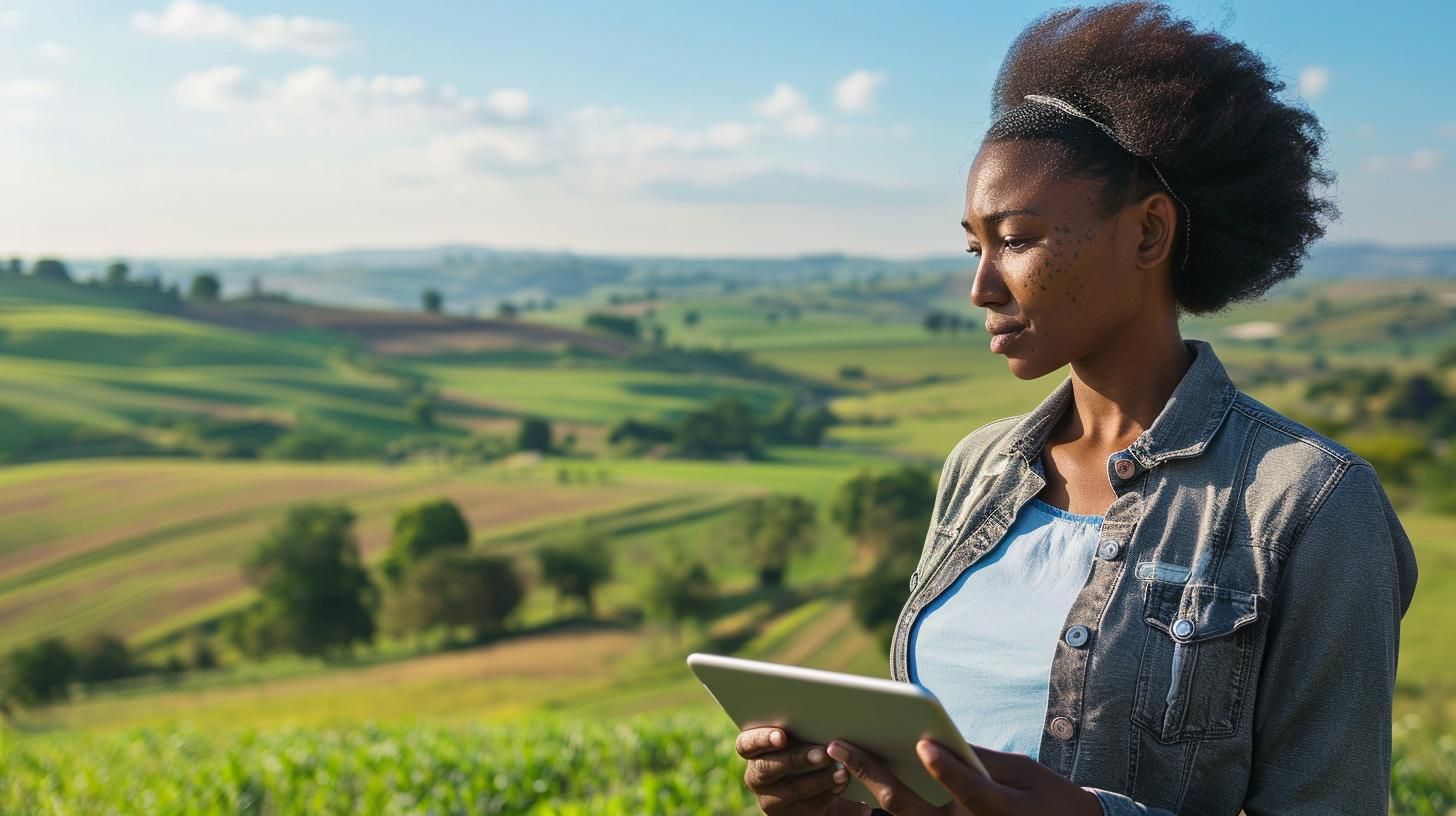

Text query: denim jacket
(887, 338), (1419, 815)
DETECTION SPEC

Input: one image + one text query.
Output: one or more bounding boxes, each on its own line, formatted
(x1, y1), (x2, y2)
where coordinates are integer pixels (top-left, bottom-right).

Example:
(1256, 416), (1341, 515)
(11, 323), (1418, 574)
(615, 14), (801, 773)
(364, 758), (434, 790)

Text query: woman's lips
(989, 327), (1025, 354)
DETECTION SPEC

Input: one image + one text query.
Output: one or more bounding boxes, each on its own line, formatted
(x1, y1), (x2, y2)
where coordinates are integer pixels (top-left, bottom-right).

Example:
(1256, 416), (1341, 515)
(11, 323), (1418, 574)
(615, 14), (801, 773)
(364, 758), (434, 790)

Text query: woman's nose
(969, 257), (1007, 309)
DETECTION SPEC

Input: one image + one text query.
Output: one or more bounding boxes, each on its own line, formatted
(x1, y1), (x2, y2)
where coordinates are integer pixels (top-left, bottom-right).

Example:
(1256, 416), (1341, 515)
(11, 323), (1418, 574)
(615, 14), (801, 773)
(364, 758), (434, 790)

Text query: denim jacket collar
(999, 338), (1239, 469)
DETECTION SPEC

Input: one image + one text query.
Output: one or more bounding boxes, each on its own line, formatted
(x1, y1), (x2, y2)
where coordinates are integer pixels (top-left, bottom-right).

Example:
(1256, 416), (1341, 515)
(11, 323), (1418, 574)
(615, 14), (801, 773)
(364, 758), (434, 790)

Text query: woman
(734, 2), (1418, 814)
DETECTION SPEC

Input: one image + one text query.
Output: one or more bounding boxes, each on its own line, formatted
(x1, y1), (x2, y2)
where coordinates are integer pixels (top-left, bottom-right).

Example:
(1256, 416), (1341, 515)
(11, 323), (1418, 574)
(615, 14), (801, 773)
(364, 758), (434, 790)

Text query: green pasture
(424, 364), (791, 425)
(0, 303), (467, 458)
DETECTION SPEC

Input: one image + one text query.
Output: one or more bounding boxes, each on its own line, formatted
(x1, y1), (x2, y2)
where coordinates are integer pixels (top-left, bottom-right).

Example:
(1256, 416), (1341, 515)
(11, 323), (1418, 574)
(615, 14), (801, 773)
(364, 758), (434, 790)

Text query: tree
(761, 398), (838, 447)
(1387, 374), (1448, 422)
(187, 628), (217, 670)
(829, 465), (937, 558)
(497, 301), (519, 319)
(923, 311), (946, 333)
(422, 288), (443, 313)
(606, 417), (674, 453)
(584, 312), (640, 340)
(683, 310), (701, 327)
(517, 416), (553, 453)
(536, 528), (612, 617)
(189, 271), (221, 301)
(406, 394), (435, 428)
(104, 261), (130, 287)
(383, 551), (523, 641)
(72, 632), (133, 684)
(852, 550), (919, 653)
(736, 495), (818, 587)
(2, 638), (75, 705)
(31, 258), (70, 282)
(642, 549), (716, 639)
(672, 396), (761, 459)
(261, 426), (367, 461)
(3, 258), (20, 276)
(382, 498), (471, 584)
(235, 503), (377, 657)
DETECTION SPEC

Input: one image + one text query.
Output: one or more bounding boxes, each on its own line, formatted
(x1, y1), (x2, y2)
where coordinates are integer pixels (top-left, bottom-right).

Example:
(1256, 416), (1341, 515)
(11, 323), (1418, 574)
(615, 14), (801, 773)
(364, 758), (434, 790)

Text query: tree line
(607, 395), (837, 460)
(0, 256), (227, 302)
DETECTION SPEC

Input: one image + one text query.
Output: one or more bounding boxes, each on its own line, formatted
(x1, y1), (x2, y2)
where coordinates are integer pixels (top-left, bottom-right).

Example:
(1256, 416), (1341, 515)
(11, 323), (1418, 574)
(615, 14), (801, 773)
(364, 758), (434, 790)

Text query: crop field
(0, 458), (696, 653)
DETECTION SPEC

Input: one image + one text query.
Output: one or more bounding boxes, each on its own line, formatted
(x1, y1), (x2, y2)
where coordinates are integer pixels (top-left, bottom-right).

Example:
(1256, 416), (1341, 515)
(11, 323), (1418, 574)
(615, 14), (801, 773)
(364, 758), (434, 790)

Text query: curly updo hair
(981, 1), (1339, 316)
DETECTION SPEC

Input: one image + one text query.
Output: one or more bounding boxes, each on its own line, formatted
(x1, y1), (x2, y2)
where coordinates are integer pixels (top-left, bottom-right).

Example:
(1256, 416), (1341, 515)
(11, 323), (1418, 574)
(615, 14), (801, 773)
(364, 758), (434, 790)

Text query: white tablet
(686, 652), (988, 807)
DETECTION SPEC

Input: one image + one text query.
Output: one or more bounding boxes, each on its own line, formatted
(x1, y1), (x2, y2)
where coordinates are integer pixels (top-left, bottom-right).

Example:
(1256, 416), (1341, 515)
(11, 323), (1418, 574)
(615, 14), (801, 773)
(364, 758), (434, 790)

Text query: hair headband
(1020, 93), (1191, 273)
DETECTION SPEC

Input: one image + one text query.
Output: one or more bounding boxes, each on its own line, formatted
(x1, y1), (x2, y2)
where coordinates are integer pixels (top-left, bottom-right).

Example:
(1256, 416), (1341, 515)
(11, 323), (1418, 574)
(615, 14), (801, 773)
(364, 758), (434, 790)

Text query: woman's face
(963, 139), (1172, 380)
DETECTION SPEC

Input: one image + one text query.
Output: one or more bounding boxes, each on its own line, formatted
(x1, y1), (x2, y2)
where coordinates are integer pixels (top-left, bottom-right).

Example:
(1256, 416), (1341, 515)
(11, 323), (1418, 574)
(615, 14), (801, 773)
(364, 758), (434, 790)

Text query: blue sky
(1, 0), (1452, 258)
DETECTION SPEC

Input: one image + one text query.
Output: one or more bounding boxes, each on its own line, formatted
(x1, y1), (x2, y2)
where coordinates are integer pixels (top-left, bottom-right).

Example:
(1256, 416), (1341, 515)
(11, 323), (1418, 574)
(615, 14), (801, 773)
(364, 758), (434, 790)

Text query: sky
(1, 0), (1453, 259)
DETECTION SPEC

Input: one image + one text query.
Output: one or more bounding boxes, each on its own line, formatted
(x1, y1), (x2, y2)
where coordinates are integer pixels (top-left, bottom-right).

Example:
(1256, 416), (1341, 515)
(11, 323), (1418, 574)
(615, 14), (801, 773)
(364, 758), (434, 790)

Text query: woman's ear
(1134, 190), (1179, 273)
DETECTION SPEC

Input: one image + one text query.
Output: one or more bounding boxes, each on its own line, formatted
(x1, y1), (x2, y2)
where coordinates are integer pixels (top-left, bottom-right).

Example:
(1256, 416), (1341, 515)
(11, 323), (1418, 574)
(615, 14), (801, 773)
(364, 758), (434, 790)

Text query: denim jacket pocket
(1133, 582), (1263, 743)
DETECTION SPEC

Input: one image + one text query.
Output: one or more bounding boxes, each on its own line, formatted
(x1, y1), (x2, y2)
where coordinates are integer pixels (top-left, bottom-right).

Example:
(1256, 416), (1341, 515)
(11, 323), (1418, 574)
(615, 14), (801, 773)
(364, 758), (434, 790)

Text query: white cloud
(173, 64), (248, 110)
(0, 9), (23, 29)
(172, 65), (528, 132)
(392, 103), (768, 195)
(418, 127), (545, 171)
(755, 83), (807, 118)
(37, 40), (76, 63)
(168, 64), (894, 209)
(705, 121), (753, 149)
(133, 1), (351, 57)
(1361, 149), (1443, 173)
(1437, 122), (1456, 138)
(0, 78), (57, 100)
(834, 69), (886, 113)
(753, 82), (822, 139)
(1410, 149), (1443, 171)
(486, 89), (530, 120)
(1298, 65), (1330, 99)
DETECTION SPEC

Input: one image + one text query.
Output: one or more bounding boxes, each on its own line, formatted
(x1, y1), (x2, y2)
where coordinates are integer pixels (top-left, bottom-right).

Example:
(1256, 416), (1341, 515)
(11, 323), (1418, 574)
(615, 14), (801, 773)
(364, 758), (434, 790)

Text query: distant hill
(64, 248), (967, 313)
(1313, 243), (1456, 279)
(50, 242), (1456, 315)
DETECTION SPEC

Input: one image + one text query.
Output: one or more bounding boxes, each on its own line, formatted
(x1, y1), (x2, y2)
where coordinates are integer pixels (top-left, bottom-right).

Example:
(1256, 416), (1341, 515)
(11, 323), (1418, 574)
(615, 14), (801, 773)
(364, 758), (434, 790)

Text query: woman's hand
(825, 737), (1103, 816)
(736, 726), (860, 815)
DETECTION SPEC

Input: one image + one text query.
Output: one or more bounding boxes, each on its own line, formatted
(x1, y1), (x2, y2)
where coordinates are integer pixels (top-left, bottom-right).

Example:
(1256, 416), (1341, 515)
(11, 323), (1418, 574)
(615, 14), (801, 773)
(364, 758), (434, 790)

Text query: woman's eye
(965, 246), (981, 257)
(1004, 237), (1030, 250)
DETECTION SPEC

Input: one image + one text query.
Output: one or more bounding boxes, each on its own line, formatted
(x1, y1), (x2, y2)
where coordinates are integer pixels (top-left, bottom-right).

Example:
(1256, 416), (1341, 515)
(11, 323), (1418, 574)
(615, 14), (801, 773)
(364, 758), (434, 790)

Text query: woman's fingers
(827, 738), (938, 816)
(916, 739), (1010, 812)
(737, 727), (787, 758)
(754, 765), (850, 809)
(745, 743), (835, 789)
(960, 744), (1039, 785)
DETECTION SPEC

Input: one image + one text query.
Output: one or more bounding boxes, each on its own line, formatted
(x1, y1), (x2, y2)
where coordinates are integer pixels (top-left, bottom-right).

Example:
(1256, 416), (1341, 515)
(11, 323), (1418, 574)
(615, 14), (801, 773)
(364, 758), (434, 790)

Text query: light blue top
(907, 494), (1103, 760)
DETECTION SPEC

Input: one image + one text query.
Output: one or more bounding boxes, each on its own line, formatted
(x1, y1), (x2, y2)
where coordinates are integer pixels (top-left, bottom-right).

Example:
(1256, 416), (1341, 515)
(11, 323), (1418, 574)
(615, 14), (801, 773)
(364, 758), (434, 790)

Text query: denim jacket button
(1050, 716), (1077, 741)
(1097, 539), (1122, 560)
(1172, 618), (1196, 639)
(1064, 625), (1090, 648)
(1114, 458), (1137, 479)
